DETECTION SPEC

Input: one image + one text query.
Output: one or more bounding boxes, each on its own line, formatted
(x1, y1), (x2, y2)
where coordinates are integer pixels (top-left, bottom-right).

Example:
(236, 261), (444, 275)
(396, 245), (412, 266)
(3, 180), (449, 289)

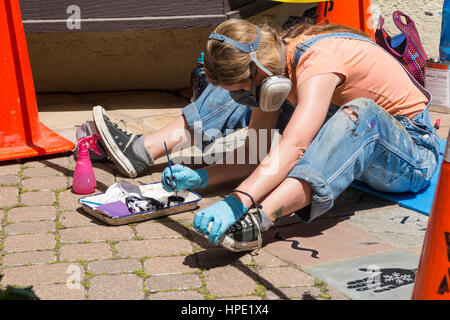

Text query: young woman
(93, 18), (440, 252)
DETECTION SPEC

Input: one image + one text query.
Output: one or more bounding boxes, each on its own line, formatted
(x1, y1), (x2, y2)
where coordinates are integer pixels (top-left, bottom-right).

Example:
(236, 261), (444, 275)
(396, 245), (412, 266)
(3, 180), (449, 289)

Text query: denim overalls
(182, 32), (440, 222)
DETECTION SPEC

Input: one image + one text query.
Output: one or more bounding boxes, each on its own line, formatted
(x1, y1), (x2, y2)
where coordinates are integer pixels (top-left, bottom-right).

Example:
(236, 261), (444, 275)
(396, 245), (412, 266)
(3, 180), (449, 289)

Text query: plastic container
(72, 134), (101, 194)
(190, 52), (209, 102)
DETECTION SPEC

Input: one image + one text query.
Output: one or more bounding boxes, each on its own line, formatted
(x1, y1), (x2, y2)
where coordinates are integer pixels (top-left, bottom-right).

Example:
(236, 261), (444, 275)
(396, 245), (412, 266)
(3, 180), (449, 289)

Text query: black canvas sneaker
(93, 105), (148, 178)
(218, 208), (264, 253)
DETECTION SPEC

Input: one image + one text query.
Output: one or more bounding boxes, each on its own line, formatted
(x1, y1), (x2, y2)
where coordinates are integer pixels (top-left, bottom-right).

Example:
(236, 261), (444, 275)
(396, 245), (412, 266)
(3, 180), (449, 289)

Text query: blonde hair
(204, 19), (369, 86)
(205, 19), (282, 86)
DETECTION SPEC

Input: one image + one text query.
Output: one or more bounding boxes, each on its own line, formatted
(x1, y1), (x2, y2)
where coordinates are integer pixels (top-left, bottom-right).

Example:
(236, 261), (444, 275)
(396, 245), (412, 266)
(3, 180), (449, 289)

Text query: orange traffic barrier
(317, 0), (375, 40)
(0, 0), (74, 161)
(411, 134), (450, 300)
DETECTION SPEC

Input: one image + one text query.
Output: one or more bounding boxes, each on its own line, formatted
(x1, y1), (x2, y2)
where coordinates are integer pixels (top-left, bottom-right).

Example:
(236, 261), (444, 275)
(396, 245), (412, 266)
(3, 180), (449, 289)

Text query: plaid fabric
(375, 11), (428, 86)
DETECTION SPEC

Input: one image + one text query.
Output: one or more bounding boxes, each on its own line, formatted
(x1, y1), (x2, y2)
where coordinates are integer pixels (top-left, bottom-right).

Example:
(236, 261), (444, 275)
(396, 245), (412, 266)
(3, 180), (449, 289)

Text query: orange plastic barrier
(411, 135), (450, 300)
(0, 0), (74, 161)
(317, 0), (375, 40)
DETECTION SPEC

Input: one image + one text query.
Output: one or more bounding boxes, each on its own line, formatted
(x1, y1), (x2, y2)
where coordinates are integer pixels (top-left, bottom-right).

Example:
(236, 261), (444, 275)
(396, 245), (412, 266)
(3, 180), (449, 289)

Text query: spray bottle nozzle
(77, 134), (102, 156)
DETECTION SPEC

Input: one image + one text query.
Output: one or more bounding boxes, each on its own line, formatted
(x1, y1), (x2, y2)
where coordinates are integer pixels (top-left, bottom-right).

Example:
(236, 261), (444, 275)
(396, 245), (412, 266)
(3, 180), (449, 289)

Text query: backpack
(375, 11), (429, 86)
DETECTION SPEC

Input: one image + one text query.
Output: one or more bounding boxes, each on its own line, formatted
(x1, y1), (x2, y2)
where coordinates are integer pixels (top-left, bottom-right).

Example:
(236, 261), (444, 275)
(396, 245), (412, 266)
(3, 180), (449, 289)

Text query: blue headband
(208, 25), (274, 76)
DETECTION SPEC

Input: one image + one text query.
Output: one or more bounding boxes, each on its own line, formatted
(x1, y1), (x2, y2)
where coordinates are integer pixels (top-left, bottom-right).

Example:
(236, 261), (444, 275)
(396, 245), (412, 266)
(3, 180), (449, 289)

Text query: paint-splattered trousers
(182, 85), (440, 222)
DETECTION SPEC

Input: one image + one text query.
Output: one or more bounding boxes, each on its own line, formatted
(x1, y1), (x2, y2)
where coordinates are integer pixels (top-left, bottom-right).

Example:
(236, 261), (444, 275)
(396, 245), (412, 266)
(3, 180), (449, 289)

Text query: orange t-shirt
(285, 34), (428, 119)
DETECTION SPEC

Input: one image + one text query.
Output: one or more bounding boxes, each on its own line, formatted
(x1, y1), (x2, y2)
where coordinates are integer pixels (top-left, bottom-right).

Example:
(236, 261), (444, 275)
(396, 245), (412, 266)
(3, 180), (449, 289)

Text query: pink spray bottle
(72, 134), (101, 194)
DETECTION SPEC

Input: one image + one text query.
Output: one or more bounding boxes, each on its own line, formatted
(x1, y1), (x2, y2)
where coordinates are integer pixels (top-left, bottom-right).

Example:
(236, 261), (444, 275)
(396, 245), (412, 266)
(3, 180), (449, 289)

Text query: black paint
(275, 232), (319, 259)
(167, 196), (185, 208)
(438, 274), (449, 295)
(347, 268), (416, 293)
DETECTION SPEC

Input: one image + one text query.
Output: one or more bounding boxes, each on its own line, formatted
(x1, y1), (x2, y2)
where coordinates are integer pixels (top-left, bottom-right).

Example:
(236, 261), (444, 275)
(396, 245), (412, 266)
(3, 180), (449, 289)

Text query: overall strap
(293, 32), (373, 69)
(291, 32), (432, 107)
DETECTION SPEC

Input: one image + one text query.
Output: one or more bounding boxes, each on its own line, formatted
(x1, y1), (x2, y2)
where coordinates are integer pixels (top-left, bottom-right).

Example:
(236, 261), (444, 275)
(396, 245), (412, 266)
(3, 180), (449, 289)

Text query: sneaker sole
(193, 227), (259, 253)
(219, 234), (259, 252)
(92, 105), (137, 178)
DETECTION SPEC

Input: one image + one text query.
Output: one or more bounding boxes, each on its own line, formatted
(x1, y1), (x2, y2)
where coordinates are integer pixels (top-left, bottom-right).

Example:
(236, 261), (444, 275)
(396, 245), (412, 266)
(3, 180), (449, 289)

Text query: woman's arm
(230, 73), (342, 208)
(204, 107), (280, 185)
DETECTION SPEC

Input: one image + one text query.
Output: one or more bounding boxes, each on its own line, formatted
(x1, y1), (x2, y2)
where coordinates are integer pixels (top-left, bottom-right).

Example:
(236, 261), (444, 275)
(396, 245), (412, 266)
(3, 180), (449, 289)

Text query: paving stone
(88, 274), (144, 300)
(7, 206), (56, 222)
(21, 191), (56, 206)
(186, 229), (217, 251)
(58, 190), (84, 210)
(59, 210), (100, 227)
(135, 221), (187, 239)
(257, 266), (315, 289)
(60, 225), (134, 243)
(0, 187), (18, 207)
(1, 262), (84, 286)
(22, 176), (68, 191)
(4, 233), (56, 252)
(252, 250), (289, 267)
(5, 221), (55, 235)
(204, 265), (258, 297)
(303, 250), (420, 300)
(22, 166), (66, 178)
(60, 243), (112, 261)
(265, 286), (335, 300)
(0, 163), (21, 175)
(218, 296), (263, 300)
(0, 175), (19, 186)
(325, 187), (395, 218)
(263, 218), (394, 267)
(144, 255), (199, 275)
(134, 173), (162, 185)
(197, 248), (254, 269)
(149, 290), (204, 300)
(88, 259), (142, 274)
(168, 210), (195, 223)
(344, 206), (429, 249)
(3, 251), (56, 266)
(39, 155), (73, 168)
(33, 283), (85, 300)
(142, 115), (180, 131)
(146, 273), (202, 292)
(408, 246), (424, 256)
(91, 164), (116, 186)
(116, 238), (193, 258)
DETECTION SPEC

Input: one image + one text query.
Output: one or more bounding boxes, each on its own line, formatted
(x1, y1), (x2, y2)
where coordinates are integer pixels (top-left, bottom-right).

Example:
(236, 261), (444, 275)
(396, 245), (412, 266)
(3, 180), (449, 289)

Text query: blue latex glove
(161, 164), (209, 192)
(193, 195), (248, 244)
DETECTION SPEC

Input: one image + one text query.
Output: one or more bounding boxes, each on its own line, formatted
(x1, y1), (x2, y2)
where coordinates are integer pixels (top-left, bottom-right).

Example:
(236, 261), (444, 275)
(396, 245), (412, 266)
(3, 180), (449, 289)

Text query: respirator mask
(208, 25), (292, 112)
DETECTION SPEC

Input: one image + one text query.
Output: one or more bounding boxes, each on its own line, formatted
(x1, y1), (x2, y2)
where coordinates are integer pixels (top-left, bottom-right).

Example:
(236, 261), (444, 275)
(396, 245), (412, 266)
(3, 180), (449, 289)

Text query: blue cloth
(181, 33), (440, 223)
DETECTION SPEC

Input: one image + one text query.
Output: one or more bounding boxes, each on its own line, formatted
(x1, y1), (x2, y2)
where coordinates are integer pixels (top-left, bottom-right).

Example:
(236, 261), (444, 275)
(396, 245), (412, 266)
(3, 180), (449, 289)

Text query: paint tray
(78, 182), (202, 225)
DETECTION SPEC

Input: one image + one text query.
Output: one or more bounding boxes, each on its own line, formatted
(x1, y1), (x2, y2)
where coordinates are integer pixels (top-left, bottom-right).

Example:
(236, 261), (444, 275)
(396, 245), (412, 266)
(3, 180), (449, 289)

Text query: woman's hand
(193, 195), (248, 244)
(161, 164), (209, 192)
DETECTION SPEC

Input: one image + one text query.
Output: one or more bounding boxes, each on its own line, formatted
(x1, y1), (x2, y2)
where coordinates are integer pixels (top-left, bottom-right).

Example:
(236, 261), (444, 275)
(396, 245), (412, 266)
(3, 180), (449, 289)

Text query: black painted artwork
(167, 196), (185, 208)
(125, 196), (166, 214)
(347, 267), (417, 293)
(275, 232), (319, 259)
(124, 195), (186, 214)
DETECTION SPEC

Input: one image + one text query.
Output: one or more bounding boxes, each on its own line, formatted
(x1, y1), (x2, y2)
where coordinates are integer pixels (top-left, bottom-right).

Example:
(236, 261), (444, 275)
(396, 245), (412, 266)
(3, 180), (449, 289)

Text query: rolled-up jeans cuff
(182, 102), (202, 134)
(287, 165), (334, 223)
(182, 102), (208, 150)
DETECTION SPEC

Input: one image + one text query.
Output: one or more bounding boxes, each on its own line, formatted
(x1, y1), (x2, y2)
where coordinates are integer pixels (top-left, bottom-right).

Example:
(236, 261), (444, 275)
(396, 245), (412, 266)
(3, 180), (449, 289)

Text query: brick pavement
(0, 90), (447, 300)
